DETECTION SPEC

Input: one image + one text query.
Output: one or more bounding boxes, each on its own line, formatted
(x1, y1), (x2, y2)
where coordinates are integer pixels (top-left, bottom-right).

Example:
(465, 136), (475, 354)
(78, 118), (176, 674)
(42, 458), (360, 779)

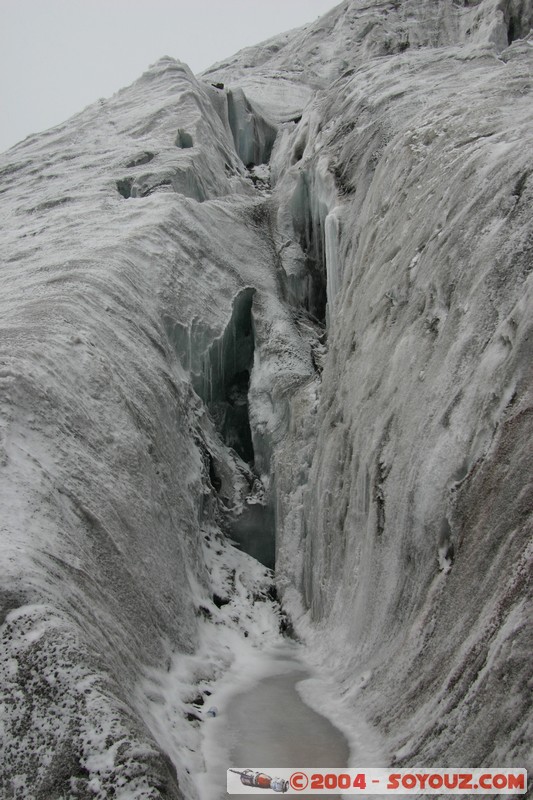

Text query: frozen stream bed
(198, 642), (350, 799)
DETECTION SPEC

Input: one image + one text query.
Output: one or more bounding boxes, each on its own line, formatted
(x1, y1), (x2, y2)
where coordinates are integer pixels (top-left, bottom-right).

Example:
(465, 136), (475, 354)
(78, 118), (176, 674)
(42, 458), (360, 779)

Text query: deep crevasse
(0, 1), (532, 797)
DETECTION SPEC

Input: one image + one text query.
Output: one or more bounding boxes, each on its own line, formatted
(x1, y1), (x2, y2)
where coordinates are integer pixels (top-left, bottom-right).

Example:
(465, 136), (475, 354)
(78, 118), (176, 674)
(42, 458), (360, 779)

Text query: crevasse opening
(193, 288), (256, 466)
(184, 288), (276, 568)
(289, 171), (329, 323)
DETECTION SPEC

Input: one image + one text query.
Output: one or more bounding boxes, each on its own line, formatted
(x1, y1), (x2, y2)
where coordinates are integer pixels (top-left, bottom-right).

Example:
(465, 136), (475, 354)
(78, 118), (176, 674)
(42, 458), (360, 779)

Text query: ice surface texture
(0, 0), (532, 797)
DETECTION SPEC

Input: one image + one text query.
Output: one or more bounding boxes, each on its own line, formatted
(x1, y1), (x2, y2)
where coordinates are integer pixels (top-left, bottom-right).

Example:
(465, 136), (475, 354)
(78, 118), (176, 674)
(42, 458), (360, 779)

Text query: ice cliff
(0, 1), (532, 797)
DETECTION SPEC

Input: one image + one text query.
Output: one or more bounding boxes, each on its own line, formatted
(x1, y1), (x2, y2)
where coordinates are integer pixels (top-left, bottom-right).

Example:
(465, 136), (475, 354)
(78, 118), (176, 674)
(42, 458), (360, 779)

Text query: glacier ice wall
(0, 58), (298, 799)
(0, 0), (532, 797)
(266, 2), (533, 773)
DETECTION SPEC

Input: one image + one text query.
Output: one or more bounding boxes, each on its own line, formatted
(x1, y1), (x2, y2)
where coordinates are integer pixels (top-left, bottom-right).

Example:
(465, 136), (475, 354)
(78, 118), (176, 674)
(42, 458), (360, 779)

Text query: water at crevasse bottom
(199, 644), (349, 800)
(227, 670), (349, 799)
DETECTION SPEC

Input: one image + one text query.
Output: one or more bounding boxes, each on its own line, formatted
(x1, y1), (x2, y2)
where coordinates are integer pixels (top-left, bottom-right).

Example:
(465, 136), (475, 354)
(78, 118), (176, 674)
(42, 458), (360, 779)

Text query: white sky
(0, 0), (337, 153)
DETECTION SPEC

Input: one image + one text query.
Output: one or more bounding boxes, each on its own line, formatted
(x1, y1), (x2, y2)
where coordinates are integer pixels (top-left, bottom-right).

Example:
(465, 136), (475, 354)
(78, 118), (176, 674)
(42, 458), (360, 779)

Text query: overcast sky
(0, 0), (337, 154)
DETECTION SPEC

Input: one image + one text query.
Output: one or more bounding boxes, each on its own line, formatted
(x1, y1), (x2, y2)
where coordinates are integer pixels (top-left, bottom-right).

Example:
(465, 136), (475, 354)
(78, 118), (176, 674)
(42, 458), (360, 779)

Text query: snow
(1, 0), (532, 797)
(275, 11), (533, 776)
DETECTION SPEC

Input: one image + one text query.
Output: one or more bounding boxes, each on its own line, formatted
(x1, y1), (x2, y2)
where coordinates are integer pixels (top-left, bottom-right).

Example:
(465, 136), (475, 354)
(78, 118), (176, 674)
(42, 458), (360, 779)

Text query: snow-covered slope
(1, 0), (532, 797)
(0, 59), (294, 799)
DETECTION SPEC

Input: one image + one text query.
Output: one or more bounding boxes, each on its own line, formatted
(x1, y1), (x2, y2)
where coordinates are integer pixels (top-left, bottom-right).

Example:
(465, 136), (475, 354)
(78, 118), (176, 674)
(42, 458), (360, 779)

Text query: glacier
(0, 1), (532, 798)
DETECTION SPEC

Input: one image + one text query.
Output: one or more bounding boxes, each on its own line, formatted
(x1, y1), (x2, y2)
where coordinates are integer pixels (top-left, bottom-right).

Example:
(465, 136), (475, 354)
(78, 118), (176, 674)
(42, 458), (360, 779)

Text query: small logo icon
(229, 769), (289, 793)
